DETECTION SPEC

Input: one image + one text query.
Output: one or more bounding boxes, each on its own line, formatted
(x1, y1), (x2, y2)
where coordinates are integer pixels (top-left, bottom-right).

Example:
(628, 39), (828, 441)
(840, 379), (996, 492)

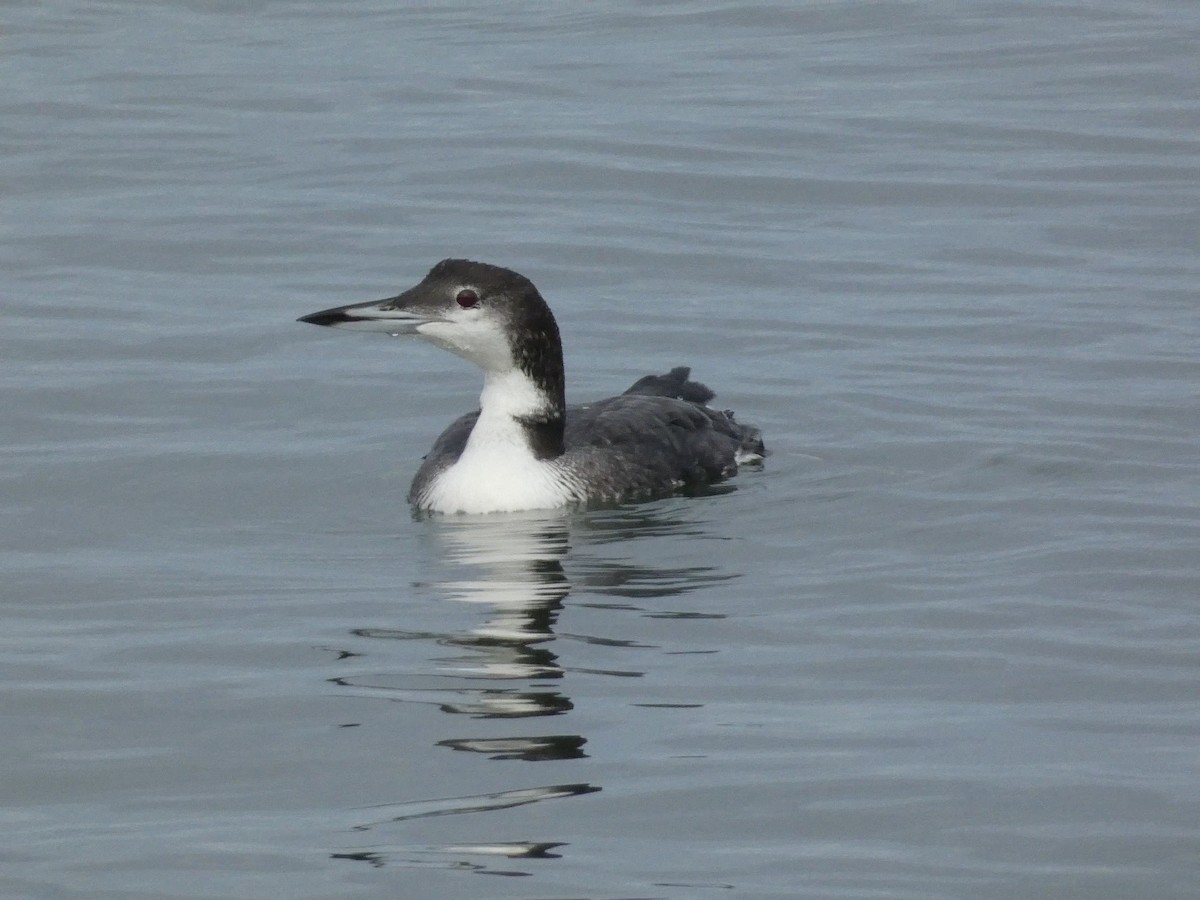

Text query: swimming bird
(298, 259), (764, 514)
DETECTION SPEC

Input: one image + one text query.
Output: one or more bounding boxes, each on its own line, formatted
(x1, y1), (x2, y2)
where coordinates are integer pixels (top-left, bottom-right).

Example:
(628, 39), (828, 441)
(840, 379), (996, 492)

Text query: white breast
(416, 370), (582, 514)
(419, 451), (578, 514)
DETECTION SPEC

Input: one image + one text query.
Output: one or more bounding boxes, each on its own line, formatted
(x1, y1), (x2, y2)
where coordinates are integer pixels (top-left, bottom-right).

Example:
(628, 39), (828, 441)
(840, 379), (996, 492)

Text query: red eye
(456, 289), (479, 309)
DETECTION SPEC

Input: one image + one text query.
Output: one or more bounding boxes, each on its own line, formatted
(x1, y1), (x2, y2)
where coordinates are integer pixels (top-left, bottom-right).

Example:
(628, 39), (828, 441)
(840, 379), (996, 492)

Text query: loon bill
(299, 258), (765, 514)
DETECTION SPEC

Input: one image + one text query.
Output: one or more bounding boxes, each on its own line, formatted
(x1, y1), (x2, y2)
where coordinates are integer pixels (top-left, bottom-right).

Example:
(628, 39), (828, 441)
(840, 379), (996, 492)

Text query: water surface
(4, 2), (1200, 898)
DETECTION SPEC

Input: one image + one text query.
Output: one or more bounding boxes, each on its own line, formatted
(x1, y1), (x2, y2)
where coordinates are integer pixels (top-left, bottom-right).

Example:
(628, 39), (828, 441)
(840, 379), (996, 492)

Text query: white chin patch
(418, 320), (513, 371)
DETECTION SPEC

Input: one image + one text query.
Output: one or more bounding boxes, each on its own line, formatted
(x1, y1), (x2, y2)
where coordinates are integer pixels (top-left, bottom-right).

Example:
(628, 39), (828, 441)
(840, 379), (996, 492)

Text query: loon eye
(455, 288), (479, 309)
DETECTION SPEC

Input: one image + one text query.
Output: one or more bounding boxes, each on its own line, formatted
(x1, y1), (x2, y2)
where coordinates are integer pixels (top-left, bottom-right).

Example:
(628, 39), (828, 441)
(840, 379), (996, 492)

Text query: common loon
(299, 259), (765, 514)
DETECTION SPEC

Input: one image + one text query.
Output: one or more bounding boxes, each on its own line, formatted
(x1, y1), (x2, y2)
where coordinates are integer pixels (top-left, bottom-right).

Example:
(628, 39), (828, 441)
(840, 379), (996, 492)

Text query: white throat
(477, 367), (549, 422)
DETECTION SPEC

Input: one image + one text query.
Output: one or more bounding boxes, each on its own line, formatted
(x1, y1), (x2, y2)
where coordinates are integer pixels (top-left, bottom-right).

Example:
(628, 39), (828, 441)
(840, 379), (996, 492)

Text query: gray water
(4, 2), (1199, 898)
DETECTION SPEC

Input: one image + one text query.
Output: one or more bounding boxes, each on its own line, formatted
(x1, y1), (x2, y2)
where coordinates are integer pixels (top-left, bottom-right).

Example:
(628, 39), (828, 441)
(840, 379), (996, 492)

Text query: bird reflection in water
(332, 505), (736, 874)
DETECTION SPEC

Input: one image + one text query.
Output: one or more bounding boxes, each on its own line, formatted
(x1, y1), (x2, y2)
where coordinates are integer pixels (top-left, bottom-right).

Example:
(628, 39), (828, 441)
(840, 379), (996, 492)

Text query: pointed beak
(298, 293), (442, 335)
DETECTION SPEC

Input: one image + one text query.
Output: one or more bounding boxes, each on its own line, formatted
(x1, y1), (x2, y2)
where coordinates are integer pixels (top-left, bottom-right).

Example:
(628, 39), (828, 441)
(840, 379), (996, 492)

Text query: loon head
(298, 258), (562, 380)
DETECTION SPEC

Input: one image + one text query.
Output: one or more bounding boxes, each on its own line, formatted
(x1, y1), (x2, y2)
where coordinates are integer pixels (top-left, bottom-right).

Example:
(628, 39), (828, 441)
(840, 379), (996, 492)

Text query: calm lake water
(4, 2), (1200, 898)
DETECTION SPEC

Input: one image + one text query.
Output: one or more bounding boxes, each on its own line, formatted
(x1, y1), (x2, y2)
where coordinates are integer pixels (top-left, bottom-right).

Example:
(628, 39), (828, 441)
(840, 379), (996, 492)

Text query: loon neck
(477, 312), (567, 460)
(477, 367), (565, 461)
(508, 305), (566, 422)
